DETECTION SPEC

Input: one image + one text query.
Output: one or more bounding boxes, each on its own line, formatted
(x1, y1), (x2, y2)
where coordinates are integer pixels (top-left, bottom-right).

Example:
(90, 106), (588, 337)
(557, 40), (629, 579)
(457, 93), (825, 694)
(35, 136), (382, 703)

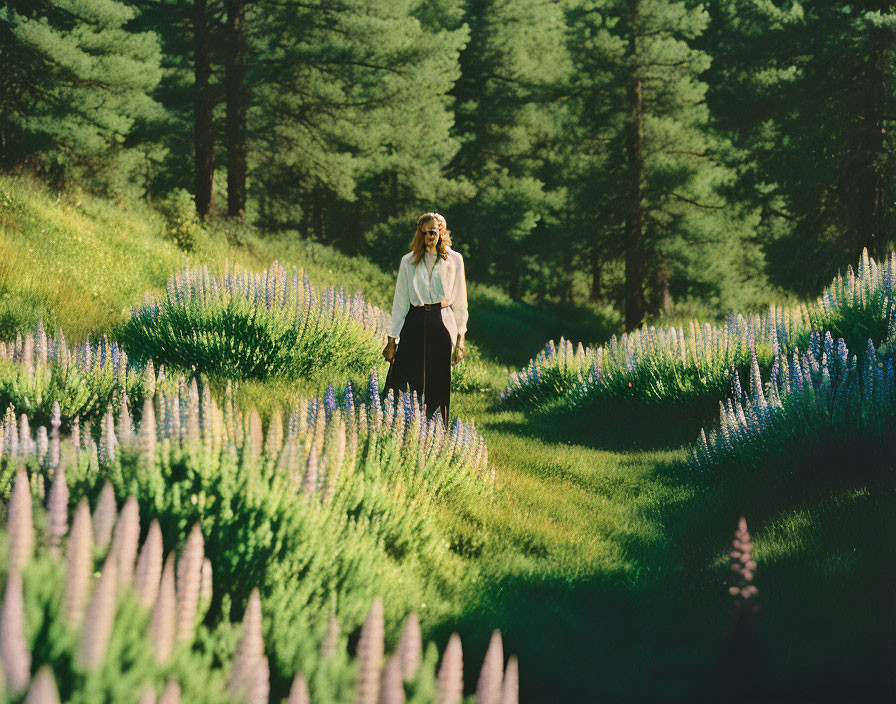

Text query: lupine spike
(151, 554), (177, 663)
(134, 519), (164, 609)
(287, 674), (310, 704)
(355, 597), (384, 704)
(500, 656), (519, 704)
(158, 678), (181, 704)
(379, 655), (405, 704)
(24, 665), (61, 704)
(111, 495), (140, 585)
(0, 568), (31, 693)
(138, 687), (157, 704)
(176, 524), (204, 642)
(475, 630), (504, 704)
(92, 481), (117, 550)
(8, 467), (34, 573)
(396, 611), (422, 680)
(76, 549), (119, 669)
(436, 633), (463, 704)
(229, 588), (265, 701)
(320, 612), (340, 658)
(200, 556), (213, 607)
(45, 463), (69, 554)
(62, 499), (94, 629)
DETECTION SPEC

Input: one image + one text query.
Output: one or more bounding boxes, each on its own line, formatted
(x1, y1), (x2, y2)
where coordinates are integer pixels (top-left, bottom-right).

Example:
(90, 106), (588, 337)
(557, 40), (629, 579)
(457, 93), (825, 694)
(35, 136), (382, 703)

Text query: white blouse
(390, 246), (468, 350)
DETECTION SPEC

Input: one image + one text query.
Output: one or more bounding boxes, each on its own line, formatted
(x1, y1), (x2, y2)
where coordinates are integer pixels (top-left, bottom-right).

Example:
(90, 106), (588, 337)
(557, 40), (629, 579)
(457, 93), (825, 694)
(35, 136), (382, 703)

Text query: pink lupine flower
(62, 499), (93, 627)
(158, 678), (181, 704)
(287, 674), (310, 704)
(111, 496), (140, 585)
(134, 519), (164, 609)
(320, 613), (340, 658)
(92, 481), (117, 550)
(248, 655), (270, 704)
(229, 588), (265, 701)
(151, 554), (177, 663)
(436, 633), (463, 704)
(355, 597), (384, 704)
(45, 463), (68, 555)
(138, 686), (157, 704)
(139, 399), (157, 467)
(0, 568), (31, 693)
(500, 656), (518, 704)
(379, 656), (405, 704)
(76, 549), (119, 669)
(176, 524), (204, 642)
(475, 630), (504, 704)
(8, 467), (34, 573)
(200, 557), (213, 609)
(24, 664), (61, 704)
(396, 611), (422, 680)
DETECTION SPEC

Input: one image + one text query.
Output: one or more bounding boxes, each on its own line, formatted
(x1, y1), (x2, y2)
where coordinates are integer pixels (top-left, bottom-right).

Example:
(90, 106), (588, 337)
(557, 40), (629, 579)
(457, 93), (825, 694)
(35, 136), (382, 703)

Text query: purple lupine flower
(24, 664), (61, 704)
(320, 613), (340, 658)
(500, 656), (519, 704)
(159, 678), (181, 704)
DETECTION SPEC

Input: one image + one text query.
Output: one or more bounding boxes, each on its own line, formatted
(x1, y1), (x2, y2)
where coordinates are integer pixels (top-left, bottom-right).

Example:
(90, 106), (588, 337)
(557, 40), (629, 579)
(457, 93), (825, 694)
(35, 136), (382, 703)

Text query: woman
(382, 212), (468, 426)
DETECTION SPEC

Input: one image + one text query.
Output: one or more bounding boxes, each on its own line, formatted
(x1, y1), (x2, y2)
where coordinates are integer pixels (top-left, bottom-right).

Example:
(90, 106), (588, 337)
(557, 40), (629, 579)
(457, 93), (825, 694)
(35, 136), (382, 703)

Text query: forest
(3, 0), (894, 323)
(1, 1), (896, 703)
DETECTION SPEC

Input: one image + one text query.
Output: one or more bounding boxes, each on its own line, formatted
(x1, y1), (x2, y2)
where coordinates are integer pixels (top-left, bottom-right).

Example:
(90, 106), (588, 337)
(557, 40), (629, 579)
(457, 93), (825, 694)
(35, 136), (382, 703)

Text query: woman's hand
(382, 337), (397, 363)
(452, 336), (466, 366)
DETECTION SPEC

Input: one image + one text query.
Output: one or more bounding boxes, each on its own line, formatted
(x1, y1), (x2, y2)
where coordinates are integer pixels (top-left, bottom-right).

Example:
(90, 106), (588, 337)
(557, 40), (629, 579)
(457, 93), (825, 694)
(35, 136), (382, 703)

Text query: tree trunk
(589, 248), (602, 302)
(225, 0), (248, 219)
(193, 0), (214, 219)
(623, 0), (646, 330)
(855, 49), (884, 258)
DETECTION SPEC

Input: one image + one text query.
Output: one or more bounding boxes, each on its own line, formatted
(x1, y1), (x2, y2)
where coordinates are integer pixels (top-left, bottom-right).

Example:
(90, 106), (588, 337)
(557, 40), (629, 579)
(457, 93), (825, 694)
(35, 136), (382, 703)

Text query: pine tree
(248, 0), (468, 252)
(0, 0), (165, 196)
(565, 0), (760, 327)
(703, 0), (896, 295)
(443, 0), (573, 297)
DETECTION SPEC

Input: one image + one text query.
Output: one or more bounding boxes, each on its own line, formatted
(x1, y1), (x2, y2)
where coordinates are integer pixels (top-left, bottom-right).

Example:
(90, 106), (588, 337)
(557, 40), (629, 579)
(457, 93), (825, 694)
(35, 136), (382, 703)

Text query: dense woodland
(1, 0), (895, 326)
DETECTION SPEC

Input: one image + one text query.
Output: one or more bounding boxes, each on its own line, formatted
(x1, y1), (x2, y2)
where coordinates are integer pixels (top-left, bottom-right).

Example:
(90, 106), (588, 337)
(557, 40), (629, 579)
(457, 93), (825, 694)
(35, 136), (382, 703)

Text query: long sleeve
(452, 253), (468, 337)
(390, 258), (410, 339)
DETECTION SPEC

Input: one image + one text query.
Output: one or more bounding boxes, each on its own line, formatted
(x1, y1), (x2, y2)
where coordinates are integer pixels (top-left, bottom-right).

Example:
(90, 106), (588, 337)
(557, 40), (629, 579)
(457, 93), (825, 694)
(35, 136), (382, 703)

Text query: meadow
(1, 172), (895, 703)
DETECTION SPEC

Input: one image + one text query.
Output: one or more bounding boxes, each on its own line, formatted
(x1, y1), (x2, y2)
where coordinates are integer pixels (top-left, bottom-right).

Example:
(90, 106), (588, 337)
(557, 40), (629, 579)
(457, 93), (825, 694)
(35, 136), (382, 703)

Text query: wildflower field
(1, 174), (895, 703)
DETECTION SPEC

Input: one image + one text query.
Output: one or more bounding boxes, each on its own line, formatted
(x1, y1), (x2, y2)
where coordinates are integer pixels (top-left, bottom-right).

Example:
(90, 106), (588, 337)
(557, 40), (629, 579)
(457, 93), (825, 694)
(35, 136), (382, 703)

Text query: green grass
(2, 171), (894, 702)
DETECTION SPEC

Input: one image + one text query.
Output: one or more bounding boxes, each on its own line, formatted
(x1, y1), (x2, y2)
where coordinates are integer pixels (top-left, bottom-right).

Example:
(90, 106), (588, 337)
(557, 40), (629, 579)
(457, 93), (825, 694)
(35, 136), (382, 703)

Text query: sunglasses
(422, 229), (439, 236)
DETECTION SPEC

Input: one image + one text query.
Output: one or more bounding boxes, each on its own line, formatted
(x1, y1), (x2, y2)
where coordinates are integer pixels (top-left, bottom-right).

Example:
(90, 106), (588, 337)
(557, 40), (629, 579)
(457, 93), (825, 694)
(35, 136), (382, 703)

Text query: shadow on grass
(482, 397), (720, 453)
(432, 422), (896, 703)
(467, 288), (621, 368)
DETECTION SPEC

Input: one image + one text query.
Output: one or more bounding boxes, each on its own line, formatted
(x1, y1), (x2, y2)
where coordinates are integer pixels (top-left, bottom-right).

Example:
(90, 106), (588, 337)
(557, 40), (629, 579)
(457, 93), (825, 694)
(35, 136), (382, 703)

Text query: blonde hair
(410, 212), (452, 265)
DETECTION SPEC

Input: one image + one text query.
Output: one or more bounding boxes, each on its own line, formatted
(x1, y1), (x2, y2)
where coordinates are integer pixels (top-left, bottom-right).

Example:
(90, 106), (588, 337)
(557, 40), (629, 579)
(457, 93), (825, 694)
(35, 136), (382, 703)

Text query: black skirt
(384, 304), (452, 427)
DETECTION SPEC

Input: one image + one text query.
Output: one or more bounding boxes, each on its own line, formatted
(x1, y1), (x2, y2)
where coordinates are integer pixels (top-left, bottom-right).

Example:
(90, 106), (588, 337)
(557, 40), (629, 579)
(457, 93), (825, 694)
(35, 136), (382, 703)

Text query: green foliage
(119, 262), (387, 382)
(158, 189), (209, 253)
(0, 0), (165, 197)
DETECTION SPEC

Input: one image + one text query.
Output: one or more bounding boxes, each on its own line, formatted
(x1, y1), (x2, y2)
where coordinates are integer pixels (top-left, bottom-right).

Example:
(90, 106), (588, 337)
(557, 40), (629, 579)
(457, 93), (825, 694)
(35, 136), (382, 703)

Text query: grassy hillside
(1, 173), (894, 702)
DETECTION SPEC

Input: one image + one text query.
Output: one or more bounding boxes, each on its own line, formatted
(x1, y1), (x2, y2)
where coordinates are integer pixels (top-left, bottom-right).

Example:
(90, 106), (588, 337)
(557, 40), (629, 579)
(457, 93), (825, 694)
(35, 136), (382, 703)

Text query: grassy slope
(1, 173), (894, 702)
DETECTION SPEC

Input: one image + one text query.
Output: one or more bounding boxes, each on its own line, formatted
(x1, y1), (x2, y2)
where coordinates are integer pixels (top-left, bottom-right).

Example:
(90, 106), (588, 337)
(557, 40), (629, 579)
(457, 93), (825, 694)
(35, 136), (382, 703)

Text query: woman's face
(421, 219), (440, 249)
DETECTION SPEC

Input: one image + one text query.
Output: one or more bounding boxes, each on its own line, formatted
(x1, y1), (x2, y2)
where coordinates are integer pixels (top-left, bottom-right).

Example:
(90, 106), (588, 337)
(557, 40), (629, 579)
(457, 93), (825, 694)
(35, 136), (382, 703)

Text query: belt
(411, 302), (450, 311)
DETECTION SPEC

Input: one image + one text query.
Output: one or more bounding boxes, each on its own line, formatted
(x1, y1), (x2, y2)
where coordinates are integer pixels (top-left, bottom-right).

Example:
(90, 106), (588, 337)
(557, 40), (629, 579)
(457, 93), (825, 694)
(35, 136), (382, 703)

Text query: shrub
(0, 468), (517, 702)
(120, 261), (390, 382)
(2, 369), (493, 686)
(689, 332), (896, 470)
(0, 321), (157, 430)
